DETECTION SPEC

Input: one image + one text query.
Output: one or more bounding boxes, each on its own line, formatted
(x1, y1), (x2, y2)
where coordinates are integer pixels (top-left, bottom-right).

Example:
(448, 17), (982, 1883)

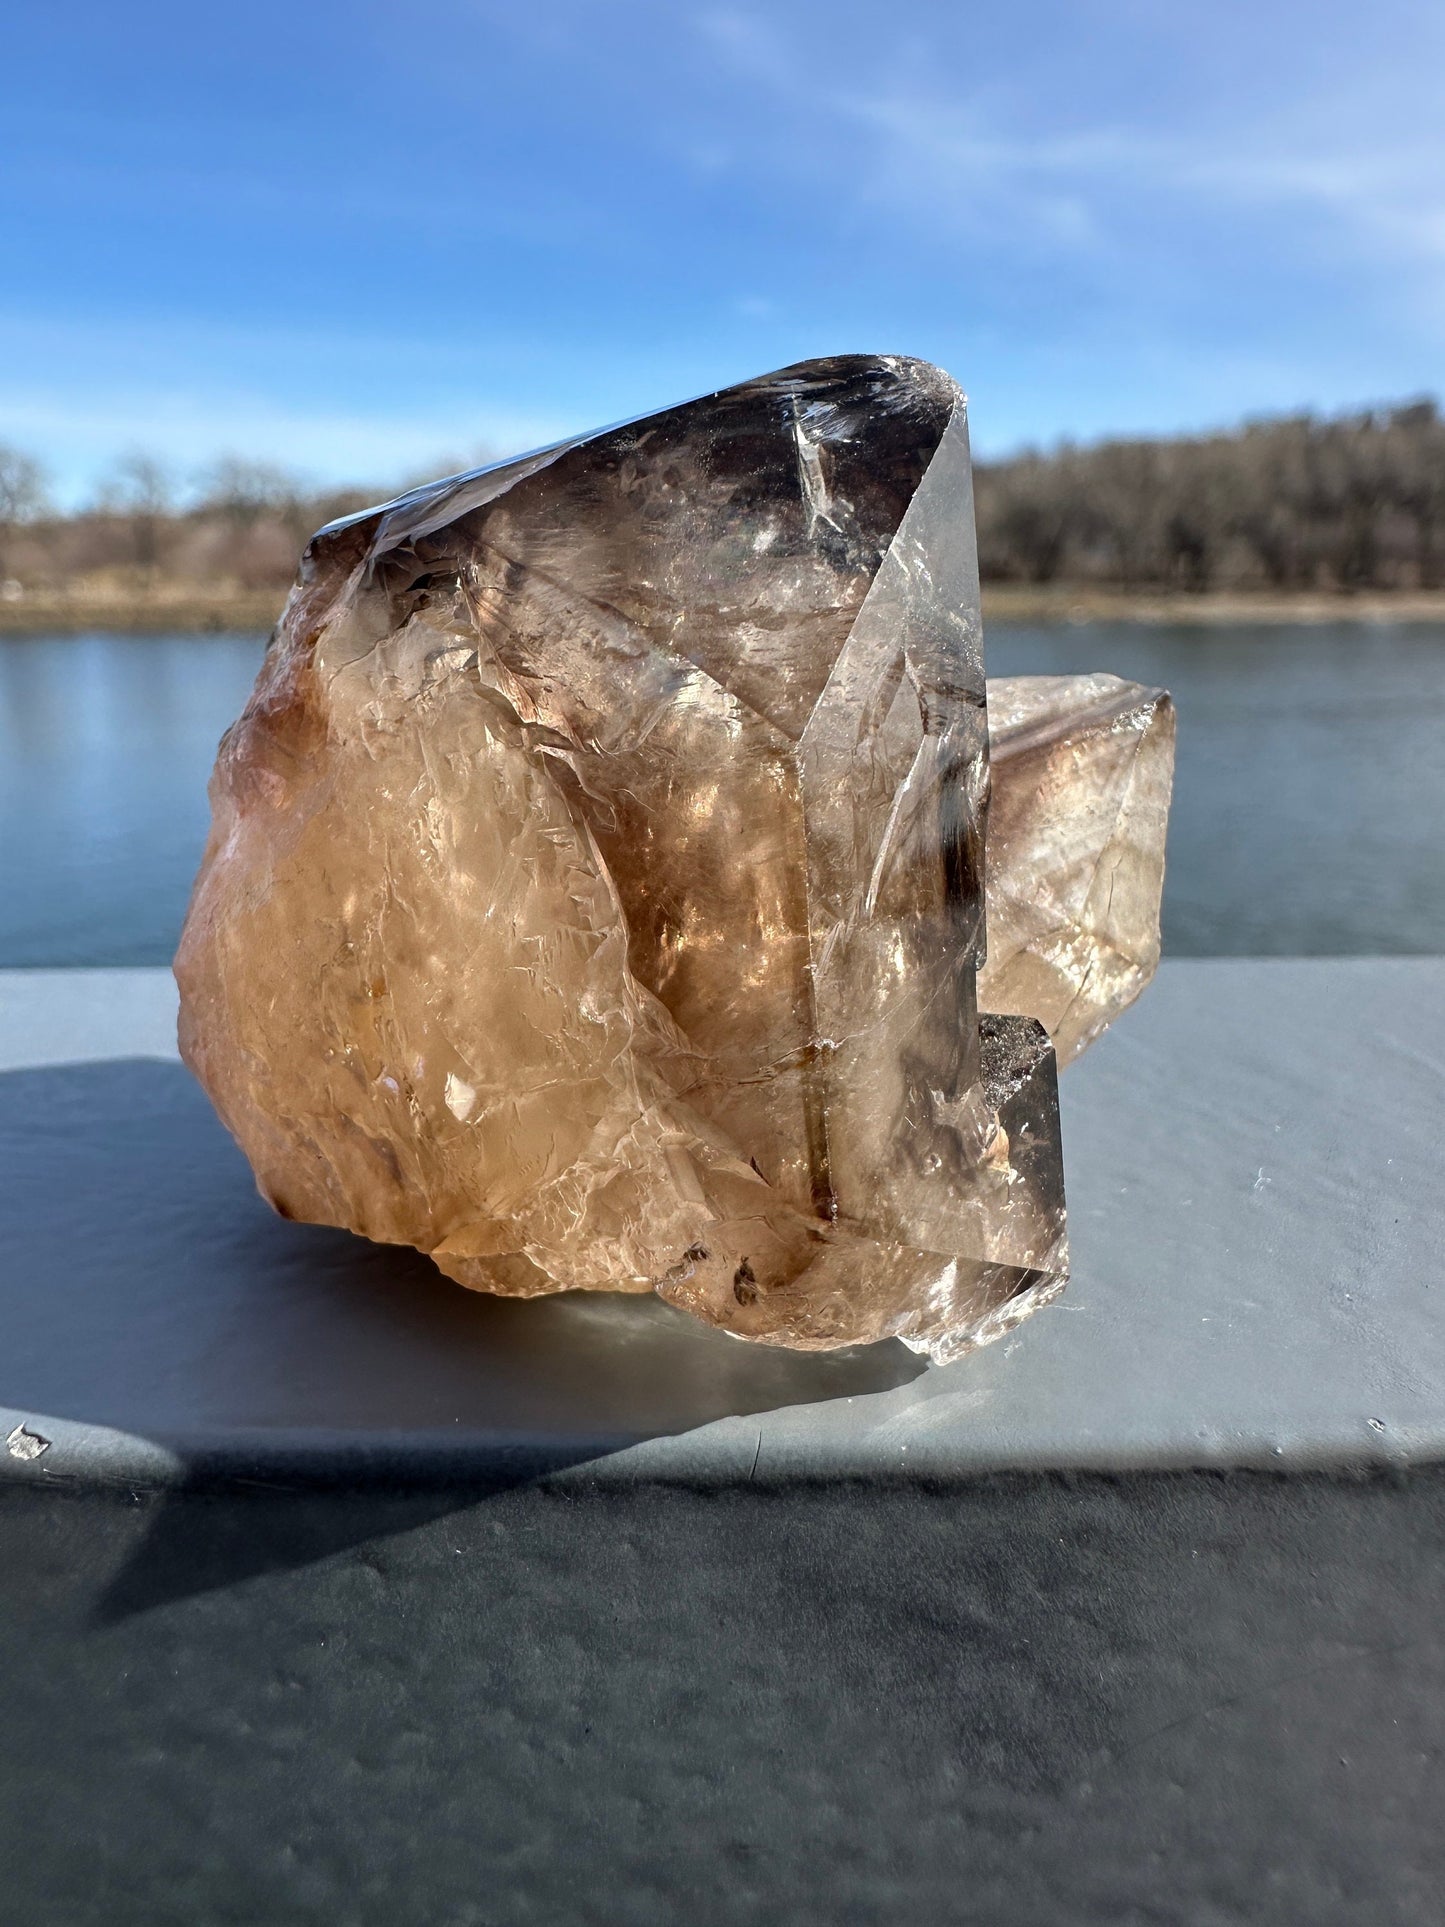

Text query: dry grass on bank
(6, 575), (1445, 637)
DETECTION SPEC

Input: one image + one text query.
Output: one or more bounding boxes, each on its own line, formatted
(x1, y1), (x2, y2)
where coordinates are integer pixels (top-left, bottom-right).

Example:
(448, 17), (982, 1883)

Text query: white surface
(0, 968), (179, 1070)
(1, 959), (1443, 1479)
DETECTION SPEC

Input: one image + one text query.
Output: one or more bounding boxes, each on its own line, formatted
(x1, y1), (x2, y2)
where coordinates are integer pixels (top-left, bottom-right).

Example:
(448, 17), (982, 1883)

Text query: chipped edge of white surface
(6, 1421), (50, 1462)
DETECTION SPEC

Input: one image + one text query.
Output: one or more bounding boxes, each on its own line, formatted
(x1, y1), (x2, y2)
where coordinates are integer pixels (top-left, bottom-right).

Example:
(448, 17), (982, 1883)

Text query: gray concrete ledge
(1, 959), (1442, 1486)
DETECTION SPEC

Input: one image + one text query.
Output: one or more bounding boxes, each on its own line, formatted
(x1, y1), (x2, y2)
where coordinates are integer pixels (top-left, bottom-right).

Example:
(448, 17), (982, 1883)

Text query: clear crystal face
(177, 357), (1084, 1363)
(981, 675), (1176, 1067)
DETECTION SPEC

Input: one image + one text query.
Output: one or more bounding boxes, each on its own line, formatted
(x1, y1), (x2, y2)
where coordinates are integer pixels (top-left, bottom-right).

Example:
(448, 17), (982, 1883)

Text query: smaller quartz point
(980, 675), (1175, 1066)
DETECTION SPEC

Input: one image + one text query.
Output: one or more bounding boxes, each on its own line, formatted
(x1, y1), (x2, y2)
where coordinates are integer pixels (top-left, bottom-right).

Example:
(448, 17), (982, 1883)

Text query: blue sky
(3, 0), (1442, 502)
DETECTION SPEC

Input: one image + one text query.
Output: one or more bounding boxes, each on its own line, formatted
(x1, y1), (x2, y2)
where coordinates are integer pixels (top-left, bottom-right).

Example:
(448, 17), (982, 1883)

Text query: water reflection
(0, 632), (266, 965)
(990, 619), (1445, 958)
(2, 622), (1443, 964)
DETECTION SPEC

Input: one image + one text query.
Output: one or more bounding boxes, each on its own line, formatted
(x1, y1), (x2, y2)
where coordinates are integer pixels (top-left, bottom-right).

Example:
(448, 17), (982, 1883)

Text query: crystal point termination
(177, 356), (1124, 1363)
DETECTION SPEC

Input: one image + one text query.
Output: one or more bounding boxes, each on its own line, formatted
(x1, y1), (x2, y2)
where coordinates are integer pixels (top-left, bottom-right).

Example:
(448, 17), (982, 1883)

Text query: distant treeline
(0, 454), (382, 594)
(974, 399), (1445, 592)
(2, 397), (1444, 598)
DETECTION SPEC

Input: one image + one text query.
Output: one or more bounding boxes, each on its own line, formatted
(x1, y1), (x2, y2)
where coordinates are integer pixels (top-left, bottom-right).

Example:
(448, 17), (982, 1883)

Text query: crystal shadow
(0, 1059), (922, 1615)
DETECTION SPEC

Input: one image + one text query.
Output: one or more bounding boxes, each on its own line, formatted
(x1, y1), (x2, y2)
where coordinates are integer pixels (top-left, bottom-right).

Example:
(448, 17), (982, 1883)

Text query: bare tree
(98, 453), (176, 575)
(0, 445), (50, 579)
(1385, 400), (1443, 590)
(195, 457), (306, 528)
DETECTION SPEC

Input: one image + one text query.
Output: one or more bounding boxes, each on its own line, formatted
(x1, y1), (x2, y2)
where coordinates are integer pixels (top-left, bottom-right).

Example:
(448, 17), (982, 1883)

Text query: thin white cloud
(694, 5), (1445, 298)
(857, 98), (1445, 289)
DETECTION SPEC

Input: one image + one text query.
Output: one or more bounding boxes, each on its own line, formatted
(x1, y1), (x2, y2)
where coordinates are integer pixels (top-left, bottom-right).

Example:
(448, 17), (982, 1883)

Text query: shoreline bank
(4, 585), (1445, 636)
(0, 589), (283, 635)
(980, 586), (1445, 625)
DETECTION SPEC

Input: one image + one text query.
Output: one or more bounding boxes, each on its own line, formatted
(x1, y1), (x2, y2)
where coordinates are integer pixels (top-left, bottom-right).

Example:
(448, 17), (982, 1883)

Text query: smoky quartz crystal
(177, 356), (1171, 1363)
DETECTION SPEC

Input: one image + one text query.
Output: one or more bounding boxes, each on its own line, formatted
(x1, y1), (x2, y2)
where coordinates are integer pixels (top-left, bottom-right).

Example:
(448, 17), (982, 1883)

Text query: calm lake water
(2, 622), (1443, 966)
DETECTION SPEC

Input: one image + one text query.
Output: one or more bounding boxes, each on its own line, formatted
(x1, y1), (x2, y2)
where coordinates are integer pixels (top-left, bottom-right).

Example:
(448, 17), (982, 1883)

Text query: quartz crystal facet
(177, 357), (1163, 1363)
(982, 675), (1175, 1066)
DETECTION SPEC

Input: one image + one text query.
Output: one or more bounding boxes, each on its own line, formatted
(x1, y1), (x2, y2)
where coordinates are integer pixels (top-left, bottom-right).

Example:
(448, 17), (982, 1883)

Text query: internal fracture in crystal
(176, 356), (1171, 1363)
